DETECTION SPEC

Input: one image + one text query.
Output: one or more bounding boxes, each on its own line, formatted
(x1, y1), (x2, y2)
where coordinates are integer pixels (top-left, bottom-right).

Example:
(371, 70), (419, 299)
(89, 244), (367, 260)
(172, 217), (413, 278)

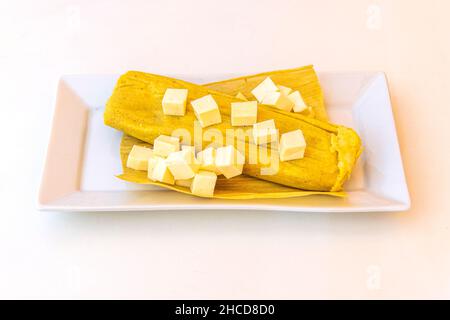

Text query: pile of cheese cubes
(127, 137), (245, 198)
(126, 77), (308, 197)
(249, 77), (309, 114)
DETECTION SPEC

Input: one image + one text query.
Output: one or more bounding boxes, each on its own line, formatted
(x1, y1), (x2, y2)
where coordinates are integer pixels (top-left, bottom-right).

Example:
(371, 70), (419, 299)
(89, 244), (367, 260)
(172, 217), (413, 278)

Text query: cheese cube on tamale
(215, 145), (245, 179)
(190, 170), (217, 198)
(147, 155), (164, 180)
(260, 91), (280, 106)
(162, 88), (188, 116)
(181, 146), (201, 172)
(197, 147), (218, 173)
(181, 145), (196, 153)
(181, 145), (197, 160)
(252, 119), (278, 145)
(153, 135), (180, 157)
(175, 178), (193, 188)
(190, 94), (222, 128)
(279, 129), (307, 161)
(262, 91), (294, 112)
(277, 85), (292, 96)
(235, 92), (248, 101)
(276, 93), (295, 112)
(231, 101), (257, 126)
(126, 145), (153, 171)
(251, 77), (279, 103)
(288, 91), (308, 113)
(151, 157), (175, 184)
(166, 150), (197, 180)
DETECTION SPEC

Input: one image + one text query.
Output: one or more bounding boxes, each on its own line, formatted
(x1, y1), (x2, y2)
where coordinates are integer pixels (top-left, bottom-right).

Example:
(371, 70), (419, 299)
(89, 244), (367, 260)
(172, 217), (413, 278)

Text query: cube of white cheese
(162, 88), (188, 116)
(181, 145), (196, 153)
(235, 92), (248, 101)
(279, 129), (306, 161)
(277, 85), (292, 96)
(197, 147), (219, 173)
(147, 155), (164, 180)
(231, 101), (258, 126)
(126, 145), (153, 171)
(261, 91), (280, 106)
(153, 135), (180, 157)
(288, 91), (308, 113)
(151, 157), (175, 184)
(252, 119), (278, 145)
(166, 150), (197, 180)
(251, 77), (279, 103)
(262, 91), (294, 112)
(276, 93), (295, 112)
(215, 145), (245, 179)
(175, 178), (193, 188)
(190, 94), (222, 128)
(190, 170), (217, 198)
(181, 146), (201, 171)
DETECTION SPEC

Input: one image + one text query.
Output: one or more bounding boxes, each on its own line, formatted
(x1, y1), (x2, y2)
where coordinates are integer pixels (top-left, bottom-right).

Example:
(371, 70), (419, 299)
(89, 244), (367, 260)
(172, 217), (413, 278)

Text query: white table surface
(1, 0), (449, 299)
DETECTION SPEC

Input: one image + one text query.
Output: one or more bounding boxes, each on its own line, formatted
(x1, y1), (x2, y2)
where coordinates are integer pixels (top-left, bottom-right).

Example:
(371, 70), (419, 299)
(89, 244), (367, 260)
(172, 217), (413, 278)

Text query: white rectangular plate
(38, 72), (410, 212)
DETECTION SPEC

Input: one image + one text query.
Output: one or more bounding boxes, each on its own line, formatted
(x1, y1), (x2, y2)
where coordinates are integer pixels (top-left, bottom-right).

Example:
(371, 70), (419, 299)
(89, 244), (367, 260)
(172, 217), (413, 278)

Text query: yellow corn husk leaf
(104, 71), (362, 195)
(118, 135), (345, 199)
(204, 65), (327, 121)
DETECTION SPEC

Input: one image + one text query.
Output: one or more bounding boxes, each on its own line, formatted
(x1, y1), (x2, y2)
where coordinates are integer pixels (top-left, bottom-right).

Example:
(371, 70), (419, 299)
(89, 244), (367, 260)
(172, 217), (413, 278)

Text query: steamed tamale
(104, 71), (362, 197)
(204, 65), (327, 121)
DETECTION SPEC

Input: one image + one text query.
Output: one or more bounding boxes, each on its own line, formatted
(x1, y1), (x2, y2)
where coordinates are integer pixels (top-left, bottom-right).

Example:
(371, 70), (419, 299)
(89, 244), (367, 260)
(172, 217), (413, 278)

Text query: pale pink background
(0, 0), (449, 299)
